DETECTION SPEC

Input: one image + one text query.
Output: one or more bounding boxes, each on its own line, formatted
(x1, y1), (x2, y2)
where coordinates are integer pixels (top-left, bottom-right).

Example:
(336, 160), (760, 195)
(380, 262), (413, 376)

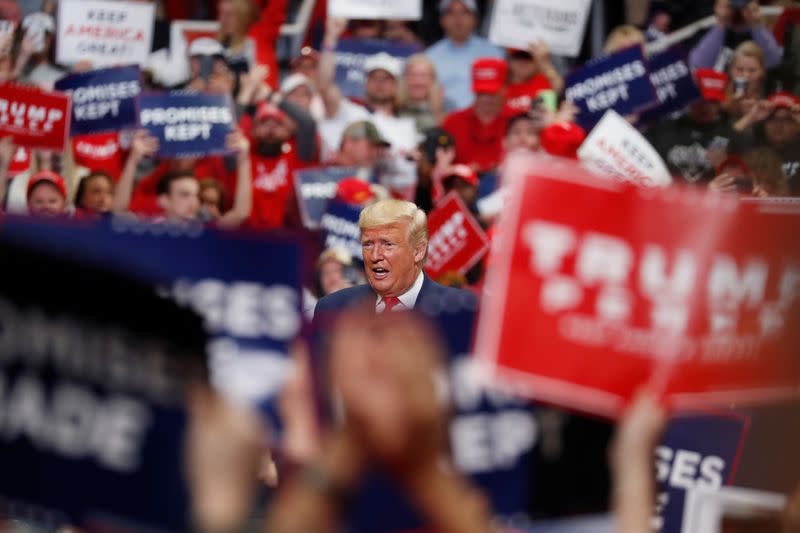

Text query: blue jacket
(312, 273), (478, 324)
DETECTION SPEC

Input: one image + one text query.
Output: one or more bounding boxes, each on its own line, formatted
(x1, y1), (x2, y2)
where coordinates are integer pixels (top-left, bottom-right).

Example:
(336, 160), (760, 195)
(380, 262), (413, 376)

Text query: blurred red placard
(475, 154), (800, 418)
(0, 83), (70, 150)
(425, 192), (489, 280)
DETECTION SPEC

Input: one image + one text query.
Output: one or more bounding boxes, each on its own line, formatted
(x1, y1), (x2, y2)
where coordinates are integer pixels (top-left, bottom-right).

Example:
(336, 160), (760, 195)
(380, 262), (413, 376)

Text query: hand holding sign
(488, 0), (592, 57)
(138, 92), (235, 158)
(130, 129), (159, 160)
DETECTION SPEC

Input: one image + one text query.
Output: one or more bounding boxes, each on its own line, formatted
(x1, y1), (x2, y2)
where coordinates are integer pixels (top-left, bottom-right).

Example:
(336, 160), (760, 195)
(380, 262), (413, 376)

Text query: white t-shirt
(319, 99), (370, 162)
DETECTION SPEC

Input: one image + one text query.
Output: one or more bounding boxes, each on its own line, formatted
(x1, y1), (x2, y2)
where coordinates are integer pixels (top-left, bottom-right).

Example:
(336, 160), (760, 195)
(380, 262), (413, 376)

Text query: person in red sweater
(442, 57), (513, 173)
(246, 101), (299, 229)
(505, 42), (563, 113)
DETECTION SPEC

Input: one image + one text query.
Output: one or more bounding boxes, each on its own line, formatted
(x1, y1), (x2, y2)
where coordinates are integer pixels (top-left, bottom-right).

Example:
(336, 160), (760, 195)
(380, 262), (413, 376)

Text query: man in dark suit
(313, 198), (477, 320)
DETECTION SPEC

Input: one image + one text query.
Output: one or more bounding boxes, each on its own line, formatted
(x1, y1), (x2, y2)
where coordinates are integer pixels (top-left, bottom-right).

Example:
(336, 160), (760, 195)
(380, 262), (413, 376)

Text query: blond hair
(218, 0), (255, 45)
(603, 25), (646, 55)
(317, 247), (352, 268)
(359, 199), (428, 254)
(397, 54), (441, 107)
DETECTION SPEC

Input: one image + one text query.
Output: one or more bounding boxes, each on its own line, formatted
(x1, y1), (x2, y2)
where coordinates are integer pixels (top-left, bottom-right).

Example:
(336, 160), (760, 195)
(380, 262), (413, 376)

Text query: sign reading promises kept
(138, 92), (234, 158)
(565, 44), (657, 130)
(55, 65), (141, 136)
(56, 0), (154, 67)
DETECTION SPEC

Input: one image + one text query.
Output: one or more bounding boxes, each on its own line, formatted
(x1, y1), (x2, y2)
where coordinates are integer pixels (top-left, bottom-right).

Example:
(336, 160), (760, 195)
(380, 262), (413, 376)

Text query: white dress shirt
(375, 270), (424, 313)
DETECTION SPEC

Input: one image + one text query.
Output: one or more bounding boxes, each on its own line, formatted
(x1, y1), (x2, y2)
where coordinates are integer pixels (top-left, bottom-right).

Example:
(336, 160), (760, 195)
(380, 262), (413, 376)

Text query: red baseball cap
(255, 101), (288, 123)
(694, 69), (728, 102)
(472, 58), (507, 94)
(444, 164), (478, 187)
(335, 177), (375, 205)
(768, 91), (800, 110)
(539, 122), (586, 160)
(27, 170), (67, 199)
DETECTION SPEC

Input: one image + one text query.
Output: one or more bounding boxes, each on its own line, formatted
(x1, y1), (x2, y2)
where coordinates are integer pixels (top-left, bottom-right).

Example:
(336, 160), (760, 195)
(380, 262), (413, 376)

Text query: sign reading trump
(475, 154), (800, 418)
(0, 83), (70, 150)
(138, 92), (234, 158)
(425, 193), (490, 280)
(56, 0), (154, 67)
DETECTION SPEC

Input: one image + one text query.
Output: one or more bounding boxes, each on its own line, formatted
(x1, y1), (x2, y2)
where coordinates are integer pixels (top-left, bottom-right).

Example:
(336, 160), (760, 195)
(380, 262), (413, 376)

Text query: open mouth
(372, 267), (389, 280)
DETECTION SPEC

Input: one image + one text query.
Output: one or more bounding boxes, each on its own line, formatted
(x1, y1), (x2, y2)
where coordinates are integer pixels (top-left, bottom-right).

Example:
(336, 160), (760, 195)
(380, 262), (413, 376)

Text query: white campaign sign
(578, 110), (672, 188)
(488, 0), (591, 57)
(328, 0), (422, 20)
(56, 0), (155, 67)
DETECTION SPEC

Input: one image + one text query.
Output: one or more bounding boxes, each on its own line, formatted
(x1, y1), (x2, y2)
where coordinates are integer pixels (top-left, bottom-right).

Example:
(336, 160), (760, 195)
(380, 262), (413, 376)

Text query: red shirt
(129, 157), (235, 216)
(248, 144), (296, 229)
(505, 74), (551, 113)
(442, 107), (513, 173)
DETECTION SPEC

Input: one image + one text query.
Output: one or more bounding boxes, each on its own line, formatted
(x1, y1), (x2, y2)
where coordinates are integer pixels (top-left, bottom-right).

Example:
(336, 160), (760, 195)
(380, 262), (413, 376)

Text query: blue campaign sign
(55, 65), (142, 136)
(655, 412), (749, 533)
(346, 295), (538, 532)
(0, 234), (205, 532)
(639, 46), (701, 125)
(294, 166), (359, 228)
(478, 171), (499, 200)
(138, 92), (235, 158)
(334, 38), (418, 100)
(320, 199), (363, 265)
(0, 216), (304, 438)
(565, 45), (657, 130)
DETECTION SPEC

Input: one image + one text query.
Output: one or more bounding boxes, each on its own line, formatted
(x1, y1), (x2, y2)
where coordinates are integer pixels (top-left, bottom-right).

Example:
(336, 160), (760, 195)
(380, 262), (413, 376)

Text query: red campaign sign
(72, 131), (123, 178)
(424, 192), (490, 280)
(475, 155), (800, 418)
(0, 84), (70, 150)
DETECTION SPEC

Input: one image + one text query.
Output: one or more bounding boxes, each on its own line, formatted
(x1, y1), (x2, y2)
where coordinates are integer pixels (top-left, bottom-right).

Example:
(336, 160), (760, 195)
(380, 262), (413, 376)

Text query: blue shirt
(426, 35), (504, 111)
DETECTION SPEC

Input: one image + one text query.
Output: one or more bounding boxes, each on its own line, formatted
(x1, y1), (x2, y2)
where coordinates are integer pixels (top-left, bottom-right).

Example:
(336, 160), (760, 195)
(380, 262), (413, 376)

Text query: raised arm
(0, 137), (14, 209)
(319, 17), (348, 118)
(217, 129), (252, 229)
(112, 130), (158, 214)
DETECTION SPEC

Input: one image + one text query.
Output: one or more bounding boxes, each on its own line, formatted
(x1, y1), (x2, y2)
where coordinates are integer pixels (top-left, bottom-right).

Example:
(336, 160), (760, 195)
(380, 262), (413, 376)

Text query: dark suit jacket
(312, 274), (477, 325)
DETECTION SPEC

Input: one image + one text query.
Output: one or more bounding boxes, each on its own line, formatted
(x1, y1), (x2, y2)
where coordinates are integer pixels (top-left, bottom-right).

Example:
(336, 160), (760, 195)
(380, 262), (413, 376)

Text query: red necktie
(382, 296), (401, 313)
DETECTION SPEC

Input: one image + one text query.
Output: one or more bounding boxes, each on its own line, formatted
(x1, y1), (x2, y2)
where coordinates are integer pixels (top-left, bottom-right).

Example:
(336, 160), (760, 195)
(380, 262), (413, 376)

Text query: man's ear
(413, 240), (427, 265)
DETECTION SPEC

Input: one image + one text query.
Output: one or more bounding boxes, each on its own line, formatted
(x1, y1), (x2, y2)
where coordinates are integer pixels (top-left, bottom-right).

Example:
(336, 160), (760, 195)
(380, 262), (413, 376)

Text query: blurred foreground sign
(0, 237), (205, 531)
(475, 154), (800, 417)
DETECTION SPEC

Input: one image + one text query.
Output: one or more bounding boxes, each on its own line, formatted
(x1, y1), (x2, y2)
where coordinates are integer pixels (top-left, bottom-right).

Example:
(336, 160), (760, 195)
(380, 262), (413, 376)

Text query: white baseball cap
(363, 52), (403, 79)
(280, 73), (316, 95)
(188, 37), (224, 57)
